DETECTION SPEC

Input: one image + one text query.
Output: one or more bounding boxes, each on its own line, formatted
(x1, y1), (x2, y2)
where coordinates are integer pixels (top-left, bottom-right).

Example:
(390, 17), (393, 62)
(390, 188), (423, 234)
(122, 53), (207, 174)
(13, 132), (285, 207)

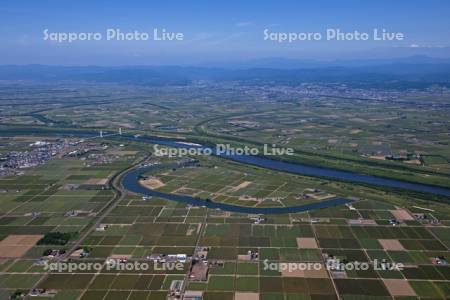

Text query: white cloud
(235, 21), (253, 27)
(204, 32), (247, 46)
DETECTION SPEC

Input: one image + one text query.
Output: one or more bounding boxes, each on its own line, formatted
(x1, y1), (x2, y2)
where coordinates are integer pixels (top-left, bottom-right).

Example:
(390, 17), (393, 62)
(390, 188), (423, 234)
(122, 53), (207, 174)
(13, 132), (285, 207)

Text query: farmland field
(0, 80), (450, 300)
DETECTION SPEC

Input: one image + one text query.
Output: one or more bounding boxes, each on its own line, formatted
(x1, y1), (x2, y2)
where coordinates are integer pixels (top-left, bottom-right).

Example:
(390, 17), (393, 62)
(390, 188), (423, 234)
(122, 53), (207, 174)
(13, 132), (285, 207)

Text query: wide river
(6, 129), (450, 197)
(127, 134), (450, 197)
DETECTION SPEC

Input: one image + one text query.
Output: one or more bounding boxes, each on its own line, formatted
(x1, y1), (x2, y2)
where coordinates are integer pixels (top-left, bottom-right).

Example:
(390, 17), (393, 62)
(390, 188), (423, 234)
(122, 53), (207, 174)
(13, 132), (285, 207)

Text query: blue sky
(0, 0), (449, 65)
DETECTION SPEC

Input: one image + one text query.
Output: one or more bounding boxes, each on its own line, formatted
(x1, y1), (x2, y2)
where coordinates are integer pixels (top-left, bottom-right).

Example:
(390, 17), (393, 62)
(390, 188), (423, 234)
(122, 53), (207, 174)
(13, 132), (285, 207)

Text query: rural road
(27, 154), (150, 295)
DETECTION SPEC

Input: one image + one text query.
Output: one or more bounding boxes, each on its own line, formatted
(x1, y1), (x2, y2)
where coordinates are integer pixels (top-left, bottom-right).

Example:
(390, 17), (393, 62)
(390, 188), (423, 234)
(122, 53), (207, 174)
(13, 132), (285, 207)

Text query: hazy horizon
(1, 0), (450, 65)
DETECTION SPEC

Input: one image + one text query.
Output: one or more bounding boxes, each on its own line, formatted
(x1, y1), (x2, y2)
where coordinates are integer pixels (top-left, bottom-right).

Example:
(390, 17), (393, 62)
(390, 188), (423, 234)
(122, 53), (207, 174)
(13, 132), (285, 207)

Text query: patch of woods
(37, 231), (75, 245)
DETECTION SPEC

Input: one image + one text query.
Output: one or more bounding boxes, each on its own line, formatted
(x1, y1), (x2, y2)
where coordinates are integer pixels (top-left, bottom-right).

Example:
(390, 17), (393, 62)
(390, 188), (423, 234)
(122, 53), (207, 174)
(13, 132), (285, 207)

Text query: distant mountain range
(217, 55), (450, 69)
(0, 56), (449, 89)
